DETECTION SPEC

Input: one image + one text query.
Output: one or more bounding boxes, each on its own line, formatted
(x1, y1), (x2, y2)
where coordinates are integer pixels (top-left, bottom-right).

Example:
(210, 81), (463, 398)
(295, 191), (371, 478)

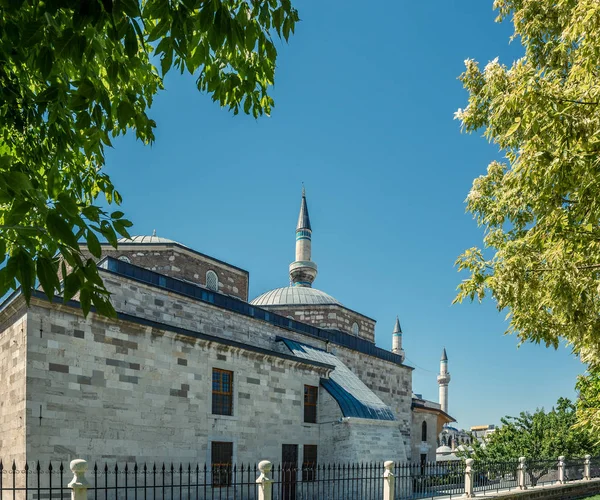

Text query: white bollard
(383, 461), (395, 500)
(585, 455), (591, 480)
(256, 460), (274, 500)
(464, 458), (475, 498)
(558, 456), (565, 484)
(518, 457), (527, 490)
(68, 460), (89, 500)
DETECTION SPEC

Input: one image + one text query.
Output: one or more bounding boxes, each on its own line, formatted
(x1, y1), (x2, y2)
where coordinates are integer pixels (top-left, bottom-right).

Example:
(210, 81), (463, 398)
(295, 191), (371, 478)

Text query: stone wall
(25, 300), (328, 465)
(0, 300), (27, 463)
(99, 271), (414, 458)
(262, 304), (375, 342)
(81, 243), (249, 300)
(410, 410), (438, 462)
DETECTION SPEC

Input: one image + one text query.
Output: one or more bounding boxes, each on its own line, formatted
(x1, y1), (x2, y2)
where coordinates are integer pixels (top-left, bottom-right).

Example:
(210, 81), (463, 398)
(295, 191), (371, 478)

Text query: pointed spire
(296, 185), (311, 231)
(393, 316), (402, 334)
(441, 347), (448, 361)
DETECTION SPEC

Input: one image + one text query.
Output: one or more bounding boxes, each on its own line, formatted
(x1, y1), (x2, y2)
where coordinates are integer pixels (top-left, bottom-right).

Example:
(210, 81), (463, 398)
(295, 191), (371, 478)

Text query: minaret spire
(289, 186), (318, 287)
(392, 316), (405, 362)
(437, 347), (451, 414)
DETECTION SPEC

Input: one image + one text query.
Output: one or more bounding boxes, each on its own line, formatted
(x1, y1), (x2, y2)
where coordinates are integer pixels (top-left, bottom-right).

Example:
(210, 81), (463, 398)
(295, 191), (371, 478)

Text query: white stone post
(464, 458), (474, 498)
(383, 461), (395, 500)
(558, 456), (565, 484)
(256, 460), (274, 500)
(68, 460), (89, 500)
(585, 455), (591, 480)
(517, 457), (527, 490)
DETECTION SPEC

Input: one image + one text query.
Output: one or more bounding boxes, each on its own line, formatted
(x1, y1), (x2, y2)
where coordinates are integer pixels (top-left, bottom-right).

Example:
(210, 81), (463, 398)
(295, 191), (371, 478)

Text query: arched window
(206, 270), (219, 291)
(421, 421), (427, 442)
(351, 322), (359, 336)
(118, 255), (131, 263)
(442, 436), (447, 446)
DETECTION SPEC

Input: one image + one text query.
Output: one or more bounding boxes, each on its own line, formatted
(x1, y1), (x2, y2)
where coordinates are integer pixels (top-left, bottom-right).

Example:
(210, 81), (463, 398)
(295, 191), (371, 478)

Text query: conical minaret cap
(393, 316), (402, 334)
(296, 186), (311, 231)
(441, 347), (448, 361)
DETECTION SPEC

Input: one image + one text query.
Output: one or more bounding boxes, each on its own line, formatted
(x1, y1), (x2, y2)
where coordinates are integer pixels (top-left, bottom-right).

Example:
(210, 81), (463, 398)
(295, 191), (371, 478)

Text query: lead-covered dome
(250, 286), (342, 306)
(117, 235), (183, 245)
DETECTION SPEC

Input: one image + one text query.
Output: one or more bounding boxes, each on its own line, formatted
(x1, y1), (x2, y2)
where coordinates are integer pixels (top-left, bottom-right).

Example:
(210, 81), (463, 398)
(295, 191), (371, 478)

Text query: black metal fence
(2, 457), (599, 500)
(522, 459), (559, 487)
(471, 459), (519, 495)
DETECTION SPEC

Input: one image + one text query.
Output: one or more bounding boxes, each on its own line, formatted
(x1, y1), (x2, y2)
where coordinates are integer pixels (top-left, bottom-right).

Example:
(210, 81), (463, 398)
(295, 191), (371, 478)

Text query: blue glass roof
(279, 338), (396, 421)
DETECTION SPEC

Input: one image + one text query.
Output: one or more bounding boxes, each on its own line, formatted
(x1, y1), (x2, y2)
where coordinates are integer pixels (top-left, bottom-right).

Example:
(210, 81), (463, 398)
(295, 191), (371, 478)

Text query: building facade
(0, 189), (452, 469)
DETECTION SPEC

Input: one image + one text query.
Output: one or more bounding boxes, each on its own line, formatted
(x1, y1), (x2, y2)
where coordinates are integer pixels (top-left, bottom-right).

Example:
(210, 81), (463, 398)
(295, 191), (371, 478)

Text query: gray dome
(251, 287), (342, 306)
(118, 235), (182, 245)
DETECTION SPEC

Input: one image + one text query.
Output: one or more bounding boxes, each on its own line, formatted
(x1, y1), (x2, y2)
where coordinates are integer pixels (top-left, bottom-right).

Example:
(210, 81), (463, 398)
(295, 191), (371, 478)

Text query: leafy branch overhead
(0, 0), (298, 315)
(454, 0), (600, 366)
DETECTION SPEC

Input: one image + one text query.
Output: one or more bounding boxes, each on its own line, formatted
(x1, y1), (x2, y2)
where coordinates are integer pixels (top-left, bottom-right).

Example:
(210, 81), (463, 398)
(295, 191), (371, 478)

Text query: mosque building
(0, 189), (454, 470)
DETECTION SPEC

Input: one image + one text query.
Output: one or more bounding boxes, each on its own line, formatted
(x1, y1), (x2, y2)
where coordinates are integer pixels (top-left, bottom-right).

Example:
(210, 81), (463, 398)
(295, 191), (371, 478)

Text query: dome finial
(302, 182), (305, 197)
(152, 229), (157, 237)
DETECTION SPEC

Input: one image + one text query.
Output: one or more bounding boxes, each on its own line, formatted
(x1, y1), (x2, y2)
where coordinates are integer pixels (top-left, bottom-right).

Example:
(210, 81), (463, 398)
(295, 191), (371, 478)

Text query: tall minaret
(289, 186), (318, 287)
(437, 348), (451, 414)
(392, 316), (405, 362)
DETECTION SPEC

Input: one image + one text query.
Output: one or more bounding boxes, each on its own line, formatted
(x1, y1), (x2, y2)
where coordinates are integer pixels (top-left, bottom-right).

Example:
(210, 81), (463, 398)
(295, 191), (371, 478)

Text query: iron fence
(471, 459), (519, 495)
(565, 458), (586, 482)
(522, 458), (558, 487)
(394, 461), (465, 499)
(2, 457), (600, 500)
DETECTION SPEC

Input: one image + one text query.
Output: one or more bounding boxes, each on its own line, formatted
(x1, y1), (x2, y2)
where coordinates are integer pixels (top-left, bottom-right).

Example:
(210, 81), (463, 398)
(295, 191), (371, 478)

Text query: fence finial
(256, 460), (274, 500)
(68, 459), (89, 500)
(518, 457), (527, 490)
(383, 461), (395, 500)
(558, 456), (566, 484)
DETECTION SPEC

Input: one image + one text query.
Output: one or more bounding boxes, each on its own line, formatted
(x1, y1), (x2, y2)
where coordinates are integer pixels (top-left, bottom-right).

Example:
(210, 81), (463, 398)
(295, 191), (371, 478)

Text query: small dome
(118, 235), (183, 246)
(436, 446), (452, 454)
(250, 286), (342, 306)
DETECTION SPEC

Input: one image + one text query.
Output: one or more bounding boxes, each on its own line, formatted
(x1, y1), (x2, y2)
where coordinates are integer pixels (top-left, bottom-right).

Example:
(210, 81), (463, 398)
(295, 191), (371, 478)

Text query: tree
(460, 398), (599, 485)
(575, 367), (600, 441)
(0, 0), (298, 316)
(453, 1), (600, 368)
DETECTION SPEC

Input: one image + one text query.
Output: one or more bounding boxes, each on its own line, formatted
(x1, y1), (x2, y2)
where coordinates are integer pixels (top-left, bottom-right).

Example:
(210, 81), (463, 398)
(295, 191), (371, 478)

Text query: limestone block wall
(261, 304), (375, 342)
(25, 300), (327, 466)
(410, 411), (439, 462)
(81, 244), (249, 300)
(0, 300), (27, 463)
(99, 272), (413, 460)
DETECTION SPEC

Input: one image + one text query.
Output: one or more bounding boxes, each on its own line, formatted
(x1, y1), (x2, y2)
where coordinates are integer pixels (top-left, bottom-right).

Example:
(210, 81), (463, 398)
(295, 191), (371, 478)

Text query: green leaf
(37, 47), (54, 80)
(125, 22), (138, 57)
(117, 100), (136, 125)
(14, 249), (34, 303)
(5, 171), (33, 192)
(63, 272), (82, 302)
(86, 230), (102, 258)
(111, 211), (124, 219)
(36, 256), (59, 299)
(46, 211), (79, 248)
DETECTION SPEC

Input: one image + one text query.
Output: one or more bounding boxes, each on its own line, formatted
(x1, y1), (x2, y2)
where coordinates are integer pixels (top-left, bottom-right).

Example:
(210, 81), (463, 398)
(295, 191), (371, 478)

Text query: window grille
(302, 445), (318, 482)
(212, 368), (233, 416)
(206, 270), (219, 291)
(304, 385), (318, 423)
(211, 441), (233, 487)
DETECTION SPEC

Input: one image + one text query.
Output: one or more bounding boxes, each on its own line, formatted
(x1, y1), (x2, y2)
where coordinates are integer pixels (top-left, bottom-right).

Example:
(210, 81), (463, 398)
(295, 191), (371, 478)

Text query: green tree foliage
(453, 1), (600, 366)
(462, 399), (598, 484)
(0, 0), (298, 316)
(575, 368), (600, 441)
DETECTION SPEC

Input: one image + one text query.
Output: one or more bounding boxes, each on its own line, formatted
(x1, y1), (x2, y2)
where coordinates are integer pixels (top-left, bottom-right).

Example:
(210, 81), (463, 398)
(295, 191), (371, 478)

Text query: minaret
(392, 316), (405, 362)
(289, 186), (318, 287)
(437, 348), (451, 414)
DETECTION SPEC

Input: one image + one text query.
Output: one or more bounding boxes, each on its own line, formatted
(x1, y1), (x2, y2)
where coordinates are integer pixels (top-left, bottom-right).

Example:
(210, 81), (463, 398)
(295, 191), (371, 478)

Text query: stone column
(585, 455), (591, 480)
(256, 460), (274, 500)
(558, 456), (565, 484)
(68, 460), (89, 500)
(383, 461), (395, 500)
(517, 457), (527, 490)
(464, 458), (474, 498)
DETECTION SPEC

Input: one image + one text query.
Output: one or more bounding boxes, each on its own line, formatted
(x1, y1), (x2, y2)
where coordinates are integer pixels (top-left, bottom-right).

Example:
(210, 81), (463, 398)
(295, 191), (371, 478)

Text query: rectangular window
(304, 385), (318, 423)
(302, 445), (317, 482)
(212, 368), (233, 416)
(211, 441), (233, 487)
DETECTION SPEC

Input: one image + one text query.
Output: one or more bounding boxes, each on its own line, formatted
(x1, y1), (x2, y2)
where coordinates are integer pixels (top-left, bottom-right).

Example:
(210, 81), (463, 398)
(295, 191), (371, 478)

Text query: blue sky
(104, 0), (584, 428)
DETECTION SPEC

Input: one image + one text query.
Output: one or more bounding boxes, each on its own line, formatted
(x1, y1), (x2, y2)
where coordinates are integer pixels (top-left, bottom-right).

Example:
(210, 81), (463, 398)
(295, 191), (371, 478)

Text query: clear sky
(104, 0), (584, 429)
